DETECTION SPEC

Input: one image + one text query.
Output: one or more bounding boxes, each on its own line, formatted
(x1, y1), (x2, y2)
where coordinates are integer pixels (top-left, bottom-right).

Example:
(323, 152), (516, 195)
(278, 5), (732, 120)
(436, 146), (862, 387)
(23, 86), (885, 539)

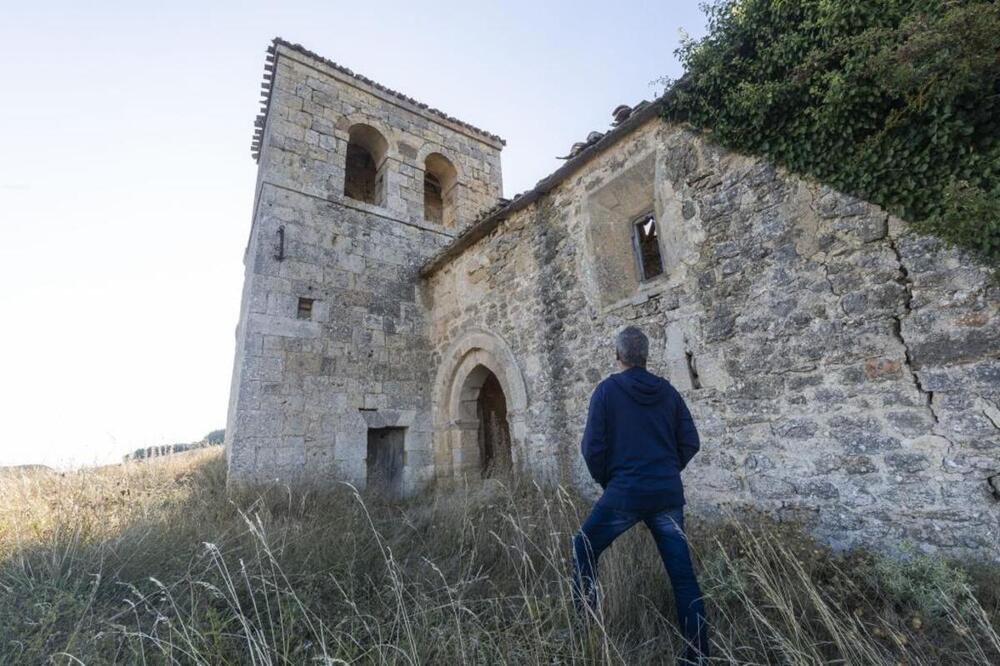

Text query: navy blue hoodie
(581, 366), (700, 511)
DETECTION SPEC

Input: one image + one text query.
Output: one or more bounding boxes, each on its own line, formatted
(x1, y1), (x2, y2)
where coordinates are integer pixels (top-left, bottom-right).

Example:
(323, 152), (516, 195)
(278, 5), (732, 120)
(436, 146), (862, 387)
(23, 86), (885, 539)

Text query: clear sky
(0, 1), (707, 468)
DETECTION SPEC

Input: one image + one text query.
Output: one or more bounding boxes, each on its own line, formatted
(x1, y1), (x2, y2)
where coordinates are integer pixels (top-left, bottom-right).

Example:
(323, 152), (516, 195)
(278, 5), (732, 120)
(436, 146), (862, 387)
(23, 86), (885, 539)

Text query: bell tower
(225, 38), (504, 489)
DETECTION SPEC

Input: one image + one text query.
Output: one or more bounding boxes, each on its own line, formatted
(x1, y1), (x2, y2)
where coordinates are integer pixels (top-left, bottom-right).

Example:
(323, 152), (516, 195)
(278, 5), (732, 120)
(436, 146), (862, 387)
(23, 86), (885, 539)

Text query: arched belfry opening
(423, 152), (458, 227)
(344, 123), (388, 206)
(457, 364), (512, 477)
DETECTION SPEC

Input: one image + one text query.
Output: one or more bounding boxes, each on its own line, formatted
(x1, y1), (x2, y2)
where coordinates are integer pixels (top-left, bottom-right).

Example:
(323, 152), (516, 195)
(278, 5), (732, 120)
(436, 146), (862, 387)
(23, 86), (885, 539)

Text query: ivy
(663, 0), (1000, 265)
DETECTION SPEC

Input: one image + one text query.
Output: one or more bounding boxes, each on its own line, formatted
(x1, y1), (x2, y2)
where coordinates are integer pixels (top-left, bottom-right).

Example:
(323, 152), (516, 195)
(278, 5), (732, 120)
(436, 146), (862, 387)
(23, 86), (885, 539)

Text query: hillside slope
(1, 449), (998, 664)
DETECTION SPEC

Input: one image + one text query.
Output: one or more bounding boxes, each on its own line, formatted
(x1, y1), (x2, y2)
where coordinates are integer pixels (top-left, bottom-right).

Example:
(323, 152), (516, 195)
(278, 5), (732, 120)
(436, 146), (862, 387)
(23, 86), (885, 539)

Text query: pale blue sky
(0, 1), (706, 467)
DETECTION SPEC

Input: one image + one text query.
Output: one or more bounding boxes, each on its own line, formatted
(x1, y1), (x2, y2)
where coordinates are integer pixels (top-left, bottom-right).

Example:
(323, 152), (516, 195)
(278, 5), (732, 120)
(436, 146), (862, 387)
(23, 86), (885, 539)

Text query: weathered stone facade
(225, 39), (503, 489)
(227, 40), (999, 559)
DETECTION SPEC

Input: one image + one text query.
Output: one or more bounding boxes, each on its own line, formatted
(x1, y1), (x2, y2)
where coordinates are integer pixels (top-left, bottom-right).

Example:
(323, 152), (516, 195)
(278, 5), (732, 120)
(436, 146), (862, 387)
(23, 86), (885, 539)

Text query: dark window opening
(343, 124), (388, 206)
(296, 297), (314, 320)
(424, 172), (444, 224)
(423, 153), (458, 227)
(633, 213), (663, 281)
(344, 142), (378, 203)
(367, 427), (405, 497)
(476, 372), (512, 477)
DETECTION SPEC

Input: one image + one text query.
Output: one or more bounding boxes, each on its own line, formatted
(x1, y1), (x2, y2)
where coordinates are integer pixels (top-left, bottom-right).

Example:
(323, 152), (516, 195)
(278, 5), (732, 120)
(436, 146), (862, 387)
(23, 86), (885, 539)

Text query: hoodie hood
(609, 367), (671, 405)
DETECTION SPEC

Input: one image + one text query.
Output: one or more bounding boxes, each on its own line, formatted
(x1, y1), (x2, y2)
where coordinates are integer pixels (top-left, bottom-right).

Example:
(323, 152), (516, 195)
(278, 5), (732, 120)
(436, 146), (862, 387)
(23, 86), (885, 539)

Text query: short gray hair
(615, 326), (649, 367)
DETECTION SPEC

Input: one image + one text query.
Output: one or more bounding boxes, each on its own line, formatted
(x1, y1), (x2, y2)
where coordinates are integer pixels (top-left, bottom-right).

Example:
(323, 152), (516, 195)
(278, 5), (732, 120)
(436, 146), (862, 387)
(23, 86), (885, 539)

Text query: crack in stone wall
(888, 236), (941, 426)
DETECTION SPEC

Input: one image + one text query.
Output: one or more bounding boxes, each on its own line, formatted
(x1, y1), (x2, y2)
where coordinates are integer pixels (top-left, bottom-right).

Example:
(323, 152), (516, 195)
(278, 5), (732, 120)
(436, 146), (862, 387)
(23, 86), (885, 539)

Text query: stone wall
(424, 117), (1000, 558)
(225, 43), (503, 487)
(226, 41), (998, 558)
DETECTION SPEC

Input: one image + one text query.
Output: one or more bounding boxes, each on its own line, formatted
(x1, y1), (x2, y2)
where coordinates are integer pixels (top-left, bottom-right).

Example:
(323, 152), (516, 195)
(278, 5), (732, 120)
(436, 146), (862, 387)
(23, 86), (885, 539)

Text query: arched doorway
(457, 365), (512, 477)
(432, 329), (529, 480)
(476, 371), (512, 476)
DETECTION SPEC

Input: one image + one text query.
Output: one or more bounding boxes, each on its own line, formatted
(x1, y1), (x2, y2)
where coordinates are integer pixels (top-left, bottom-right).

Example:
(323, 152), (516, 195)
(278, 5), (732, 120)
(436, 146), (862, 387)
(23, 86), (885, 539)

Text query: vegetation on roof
(663, 0), (1000, 265)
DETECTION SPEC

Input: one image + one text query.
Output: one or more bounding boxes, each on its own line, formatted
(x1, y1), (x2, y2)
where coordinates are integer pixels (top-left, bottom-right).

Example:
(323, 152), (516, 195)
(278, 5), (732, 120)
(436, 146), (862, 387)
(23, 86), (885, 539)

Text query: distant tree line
(124, 429), (225, 462)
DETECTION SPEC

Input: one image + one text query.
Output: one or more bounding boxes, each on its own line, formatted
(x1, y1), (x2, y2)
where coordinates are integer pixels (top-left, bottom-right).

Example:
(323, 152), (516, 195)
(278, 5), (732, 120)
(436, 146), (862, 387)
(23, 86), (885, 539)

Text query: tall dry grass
(0, 448), (997, 664)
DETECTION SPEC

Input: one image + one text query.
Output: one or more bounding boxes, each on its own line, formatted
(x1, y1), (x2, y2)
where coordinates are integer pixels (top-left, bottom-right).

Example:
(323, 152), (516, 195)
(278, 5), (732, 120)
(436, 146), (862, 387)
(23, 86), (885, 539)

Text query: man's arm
(675, 392), (701, 470)
(581, 384), (610, 487)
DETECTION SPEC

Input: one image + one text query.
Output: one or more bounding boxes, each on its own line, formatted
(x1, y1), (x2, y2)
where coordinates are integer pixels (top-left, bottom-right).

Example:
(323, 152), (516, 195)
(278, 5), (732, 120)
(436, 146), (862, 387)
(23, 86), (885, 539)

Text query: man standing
(572, 326), (709, 665)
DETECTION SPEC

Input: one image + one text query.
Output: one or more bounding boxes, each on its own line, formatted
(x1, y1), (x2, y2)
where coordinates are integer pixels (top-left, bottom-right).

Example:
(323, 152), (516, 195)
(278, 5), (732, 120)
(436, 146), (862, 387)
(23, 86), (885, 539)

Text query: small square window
(633, 213), (663, 281)
(296, 297), (314, 320)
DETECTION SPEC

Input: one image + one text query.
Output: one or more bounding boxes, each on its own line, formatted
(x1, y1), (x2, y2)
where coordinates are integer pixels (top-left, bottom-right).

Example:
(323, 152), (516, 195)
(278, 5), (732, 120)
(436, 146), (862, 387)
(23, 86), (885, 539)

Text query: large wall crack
(888, 237), (940, 426)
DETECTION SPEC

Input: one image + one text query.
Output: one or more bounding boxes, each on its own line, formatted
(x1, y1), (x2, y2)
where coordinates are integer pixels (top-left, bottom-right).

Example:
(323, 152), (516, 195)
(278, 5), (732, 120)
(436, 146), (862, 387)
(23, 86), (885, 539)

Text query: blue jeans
(572, 503), (709, 665)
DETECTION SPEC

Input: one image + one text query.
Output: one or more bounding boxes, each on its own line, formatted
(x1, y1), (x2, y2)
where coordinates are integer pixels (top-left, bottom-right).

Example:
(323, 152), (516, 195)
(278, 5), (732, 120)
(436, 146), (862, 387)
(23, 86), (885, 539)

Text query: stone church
(226, 38), (999, 557)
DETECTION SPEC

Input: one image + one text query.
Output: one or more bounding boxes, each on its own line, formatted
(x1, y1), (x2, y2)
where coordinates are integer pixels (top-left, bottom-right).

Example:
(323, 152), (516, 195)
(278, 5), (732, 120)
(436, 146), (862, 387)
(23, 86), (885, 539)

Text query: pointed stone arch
(432, 328), (528, 478)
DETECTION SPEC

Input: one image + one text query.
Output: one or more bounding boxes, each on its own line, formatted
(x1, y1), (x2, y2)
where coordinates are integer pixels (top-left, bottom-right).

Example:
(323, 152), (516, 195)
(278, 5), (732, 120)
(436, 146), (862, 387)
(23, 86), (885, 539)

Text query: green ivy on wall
(663, 0), (1000, 265)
